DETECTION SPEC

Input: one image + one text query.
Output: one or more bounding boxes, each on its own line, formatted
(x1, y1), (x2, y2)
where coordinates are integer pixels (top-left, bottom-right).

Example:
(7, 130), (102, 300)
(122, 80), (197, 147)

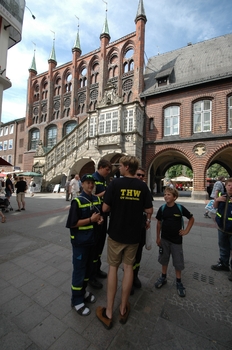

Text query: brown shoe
(96, 306), (113, 330)
(119, 302), (130, 324)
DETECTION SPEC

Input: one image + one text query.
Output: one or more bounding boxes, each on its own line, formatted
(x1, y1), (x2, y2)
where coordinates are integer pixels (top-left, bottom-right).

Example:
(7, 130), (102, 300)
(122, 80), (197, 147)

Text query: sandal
(1, 216), (6, 223)
(75, 305), (90, 316)
(119, 302), (130, 324)
(96, 306), (113, 330)
(84, 292), (96, 304)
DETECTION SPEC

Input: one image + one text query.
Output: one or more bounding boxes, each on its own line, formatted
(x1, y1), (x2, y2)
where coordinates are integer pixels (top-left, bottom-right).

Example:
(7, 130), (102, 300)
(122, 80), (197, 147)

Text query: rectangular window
(193, 100), (212, 133)
(164, 106), (180, 136)
(3, 140), (7, 150)
(8, 155), (12, 164)
(8, 139), (13, 149)
(99, 111), (118, 135)
(0, 128), (3, 137)
(229, 96), (232, 129)
(0, 141), (2, 151)
(19, 139), (24, 147)
(4, 126), (8, 135)
(18, 154), (23, 163)
(10, 125), (14, 134)
(89, 116), (96, 137)
(124, 109), (134, 132)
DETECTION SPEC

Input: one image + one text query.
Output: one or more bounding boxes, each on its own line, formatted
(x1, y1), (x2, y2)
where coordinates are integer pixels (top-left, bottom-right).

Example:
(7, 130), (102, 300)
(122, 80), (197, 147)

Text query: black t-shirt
(103, 177), (153, 244)
(156, 203), (193, 244)
(15, 180), (27, 194)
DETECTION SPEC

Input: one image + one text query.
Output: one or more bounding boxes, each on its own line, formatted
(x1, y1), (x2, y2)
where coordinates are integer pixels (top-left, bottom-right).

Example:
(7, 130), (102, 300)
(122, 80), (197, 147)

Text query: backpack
(161, 203), (184, 229)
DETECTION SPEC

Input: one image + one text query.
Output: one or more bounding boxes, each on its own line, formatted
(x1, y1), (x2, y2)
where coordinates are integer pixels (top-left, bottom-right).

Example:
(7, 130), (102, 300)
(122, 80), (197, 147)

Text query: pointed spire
(29, 43), (37, 74)
(72, 16), (82, 53)
(48, 32), (57, 63)
(100, 1), (110, 39)
(135, 0), (147, 23)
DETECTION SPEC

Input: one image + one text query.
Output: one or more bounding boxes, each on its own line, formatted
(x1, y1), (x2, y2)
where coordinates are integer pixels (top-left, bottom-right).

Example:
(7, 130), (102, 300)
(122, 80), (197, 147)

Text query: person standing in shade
(89, 159), (112, 289)
(65, 177), (71, 201)
(29, 177), (36, 197)
(131, 167), (153, 295)
(66, 174), (103, 316)
(96, 156), (153, 329)
(5, 174), (14, 206)
(15, 176), (28, 211)
(204, 176), (225, 218)
(211, 178), (232, 281)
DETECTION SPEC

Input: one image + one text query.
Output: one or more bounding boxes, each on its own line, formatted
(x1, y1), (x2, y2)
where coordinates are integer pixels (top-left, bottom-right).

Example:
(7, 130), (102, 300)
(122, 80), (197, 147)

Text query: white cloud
(1, 0), (232, 123)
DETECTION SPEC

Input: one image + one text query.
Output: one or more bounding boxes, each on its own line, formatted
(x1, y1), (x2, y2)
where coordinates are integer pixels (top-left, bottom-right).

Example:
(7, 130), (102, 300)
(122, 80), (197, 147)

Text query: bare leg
(161, 265), (168, 274)
(120, 263), (133, 316)
(106, 265), (118, 319)
(175, 270), (181, 279)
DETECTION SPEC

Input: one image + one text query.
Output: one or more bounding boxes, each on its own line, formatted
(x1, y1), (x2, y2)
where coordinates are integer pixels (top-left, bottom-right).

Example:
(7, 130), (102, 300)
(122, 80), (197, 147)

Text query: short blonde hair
(164, 186), (179, 199)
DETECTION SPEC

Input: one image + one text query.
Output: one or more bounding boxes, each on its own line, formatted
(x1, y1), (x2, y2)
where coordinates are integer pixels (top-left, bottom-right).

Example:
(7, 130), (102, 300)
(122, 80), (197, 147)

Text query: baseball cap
(81, 174), (95, 183)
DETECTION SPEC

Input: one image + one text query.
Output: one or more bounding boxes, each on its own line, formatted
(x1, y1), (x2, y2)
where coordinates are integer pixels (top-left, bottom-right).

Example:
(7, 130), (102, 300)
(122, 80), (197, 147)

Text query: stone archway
(148, 149), (193, 195)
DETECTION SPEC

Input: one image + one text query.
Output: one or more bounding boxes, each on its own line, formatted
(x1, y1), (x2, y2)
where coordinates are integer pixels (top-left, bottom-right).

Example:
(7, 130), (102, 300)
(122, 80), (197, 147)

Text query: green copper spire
(29, 50), (37, 72)
(101, 1), (110, 36)
(73, 28), (81, 51)
(49, 38), (57, 63)
(135, 0), (147, 22)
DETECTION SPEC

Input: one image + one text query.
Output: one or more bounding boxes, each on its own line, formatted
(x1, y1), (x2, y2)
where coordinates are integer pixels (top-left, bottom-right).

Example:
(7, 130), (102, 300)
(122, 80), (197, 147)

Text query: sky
(2, 0), (232, 123)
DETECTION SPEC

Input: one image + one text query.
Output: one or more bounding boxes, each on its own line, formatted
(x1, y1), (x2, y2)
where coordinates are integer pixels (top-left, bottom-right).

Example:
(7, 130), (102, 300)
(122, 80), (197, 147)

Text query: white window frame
(99, 110), (118, 135)
(0, 128), (3, 137)
(10, 124), (14, 134)
(31, 129), (40, 150)
(193, 100), (212, 133)
(0, 141), (2, 150)
(124, 109), (134, 132)
(8, 139), (13, 149)
(8, 155), (12, 164)
(89, 116), (97, 137)
(164, 106), (180, 136)
(228, 96), (232, 130)
(3, 140), (7, 150)
(4, 126), (8, 135)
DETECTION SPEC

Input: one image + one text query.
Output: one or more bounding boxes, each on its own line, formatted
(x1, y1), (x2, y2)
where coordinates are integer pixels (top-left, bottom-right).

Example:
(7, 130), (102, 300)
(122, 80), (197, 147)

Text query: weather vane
(50, 30), (55, 40)
(75, 15), (79, 30)
(32, 41), (36, 52)
(102, 0), (108, 12)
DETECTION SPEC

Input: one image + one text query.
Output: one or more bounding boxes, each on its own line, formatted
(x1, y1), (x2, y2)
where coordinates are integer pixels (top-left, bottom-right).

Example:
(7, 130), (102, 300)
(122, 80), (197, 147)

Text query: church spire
(29, 46), (37, 74)
(72, 16), (82, 54)
(48, 33), (57, 64)
(100, 1), (110, 39)
(135, 0), (147, 23)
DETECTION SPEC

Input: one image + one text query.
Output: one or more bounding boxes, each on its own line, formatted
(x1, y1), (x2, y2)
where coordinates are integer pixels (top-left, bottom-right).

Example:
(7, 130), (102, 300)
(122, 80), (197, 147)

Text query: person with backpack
(211, 178), (232, 281)
(154, 187), (194, 297)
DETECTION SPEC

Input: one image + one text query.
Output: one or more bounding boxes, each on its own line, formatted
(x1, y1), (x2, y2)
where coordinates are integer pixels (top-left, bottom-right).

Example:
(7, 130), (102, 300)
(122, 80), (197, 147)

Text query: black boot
(133, 268), (142, 288)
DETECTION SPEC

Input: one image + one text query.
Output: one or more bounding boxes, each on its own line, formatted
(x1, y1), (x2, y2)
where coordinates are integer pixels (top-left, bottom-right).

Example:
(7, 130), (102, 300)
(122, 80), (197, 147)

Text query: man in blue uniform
(66, 174), (103, 316)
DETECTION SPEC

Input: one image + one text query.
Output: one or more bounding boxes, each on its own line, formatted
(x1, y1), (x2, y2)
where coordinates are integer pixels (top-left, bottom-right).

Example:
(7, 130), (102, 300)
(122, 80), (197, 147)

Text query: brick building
(141, 34), (232, 199)
(1, 0), (231, 199)
(0, 118), (25, 170)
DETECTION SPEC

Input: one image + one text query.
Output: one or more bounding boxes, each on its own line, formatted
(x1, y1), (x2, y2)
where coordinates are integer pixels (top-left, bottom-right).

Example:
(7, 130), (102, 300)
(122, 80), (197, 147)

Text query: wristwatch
(146, 219), (151, 223)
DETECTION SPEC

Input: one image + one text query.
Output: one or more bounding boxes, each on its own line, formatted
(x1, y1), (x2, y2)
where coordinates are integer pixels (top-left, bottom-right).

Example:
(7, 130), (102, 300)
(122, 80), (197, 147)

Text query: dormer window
(156, 67), (173, 87)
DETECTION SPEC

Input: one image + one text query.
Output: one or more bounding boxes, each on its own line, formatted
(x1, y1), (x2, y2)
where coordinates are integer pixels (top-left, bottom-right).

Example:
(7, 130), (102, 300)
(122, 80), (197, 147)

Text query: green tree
(167, 165), (193, 179)
(207, 164), (228, 178)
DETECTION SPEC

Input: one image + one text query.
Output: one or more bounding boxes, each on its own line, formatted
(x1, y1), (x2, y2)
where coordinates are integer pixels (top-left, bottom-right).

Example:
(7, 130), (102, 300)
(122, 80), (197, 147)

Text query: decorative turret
(135, 0), (147, 24)
(29, 49), (37, 75)
(72, 17), (82, 56)
(100, 2), (110, 42)
(48, 36), (57, 67)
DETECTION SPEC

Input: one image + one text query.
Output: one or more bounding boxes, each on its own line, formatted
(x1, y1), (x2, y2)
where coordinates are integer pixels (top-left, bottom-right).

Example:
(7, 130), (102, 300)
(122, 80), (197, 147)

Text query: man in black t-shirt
(15, 176), (28, 211)
(96, 156), (153, 329)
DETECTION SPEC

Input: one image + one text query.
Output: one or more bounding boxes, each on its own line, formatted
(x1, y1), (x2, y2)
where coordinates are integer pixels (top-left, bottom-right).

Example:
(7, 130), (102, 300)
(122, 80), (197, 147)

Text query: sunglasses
(137, 173), (145, 177)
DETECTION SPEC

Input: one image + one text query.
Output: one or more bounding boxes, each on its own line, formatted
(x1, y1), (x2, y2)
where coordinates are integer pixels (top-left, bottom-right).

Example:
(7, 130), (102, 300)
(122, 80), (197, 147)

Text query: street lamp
(25, 5), (36, 19)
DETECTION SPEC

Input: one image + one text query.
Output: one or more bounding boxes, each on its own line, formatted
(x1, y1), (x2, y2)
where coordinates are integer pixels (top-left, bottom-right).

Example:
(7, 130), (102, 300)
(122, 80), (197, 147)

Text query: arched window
(164, 106), (180, 136)
(193, 100), (212, 133)
(47, 126), (57, 149)
(30, 129), (40, 150)
(64, 121), (77, 136)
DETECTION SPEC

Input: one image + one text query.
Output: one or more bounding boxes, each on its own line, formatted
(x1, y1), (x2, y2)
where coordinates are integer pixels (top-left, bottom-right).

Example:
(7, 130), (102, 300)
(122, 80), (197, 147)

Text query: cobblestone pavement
(0, 193), (232, 349)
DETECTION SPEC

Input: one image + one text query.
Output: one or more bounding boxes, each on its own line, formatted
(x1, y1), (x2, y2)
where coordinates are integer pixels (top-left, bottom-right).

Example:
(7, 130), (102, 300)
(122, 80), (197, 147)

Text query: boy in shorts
(154, 187), (194, 297)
